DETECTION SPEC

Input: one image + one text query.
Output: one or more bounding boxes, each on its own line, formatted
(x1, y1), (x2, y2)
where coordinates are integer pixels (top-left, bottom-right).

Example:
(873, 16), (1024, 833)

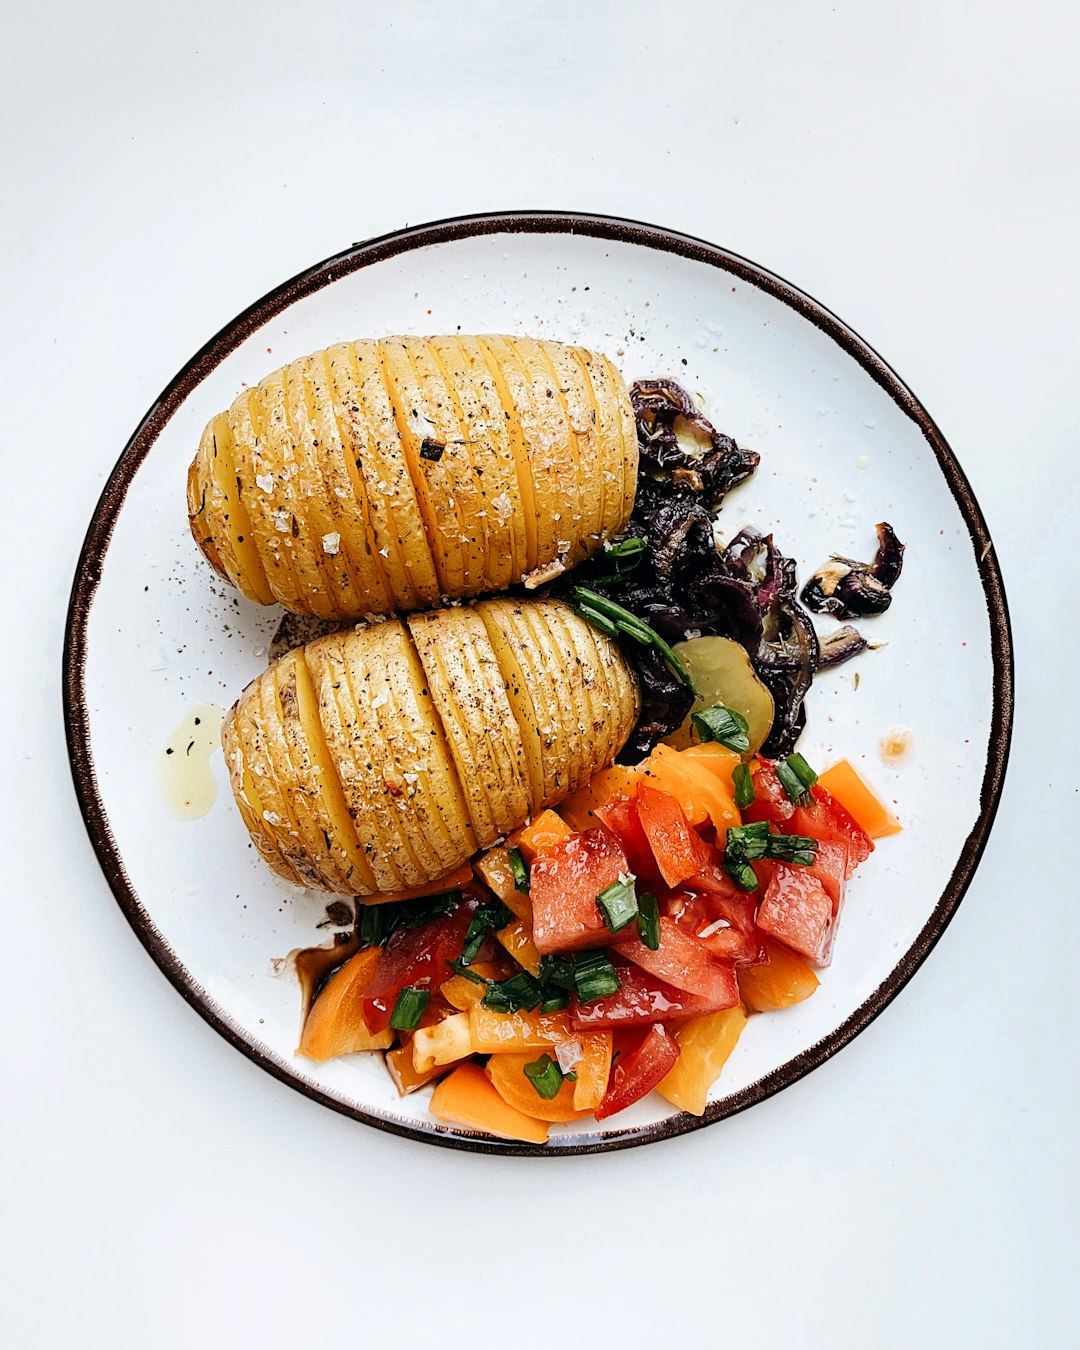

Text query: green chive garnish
(570, 587), (701, 697)
(606, 536), (646, 559)
(691, 704), (751, 754)
(358, 903), (390, 948)
(400, 891), (462, 929)
(458, 901), (514, 967)
(481, 971), (544, 1014)
(765, 833), (819, 866)
(540, 991), (571, 1013)
(776, 753), (818, 806)
(636, 892), (661, 950)
(523, 1053), (565, 1100)
(538, 955), (577, 992)
(725, 820), (771, 863)
(573, 950), (621, 1003)
(447, 958), (487, 984)
(596, 876), (639, 933)
(389, 985), (430, 1031)
(507, 846), (530, 894)
(732, 762), (755, 810)
(724, 859), (761, 893)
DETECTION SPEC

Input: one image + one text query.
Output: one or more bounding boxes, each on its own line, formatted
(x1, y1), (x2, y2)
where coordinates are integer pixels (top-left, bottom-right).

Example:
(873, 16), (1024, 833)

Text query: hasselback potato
(188, 336), (638, 619)
(222, 598), (640, 895)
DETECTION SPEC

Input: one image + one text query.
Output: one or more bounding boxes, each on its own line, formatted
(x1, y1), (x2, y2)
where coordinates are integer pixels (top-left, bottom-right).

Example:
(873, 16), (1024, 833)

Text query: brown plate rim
(62, 210), (1013, 1156)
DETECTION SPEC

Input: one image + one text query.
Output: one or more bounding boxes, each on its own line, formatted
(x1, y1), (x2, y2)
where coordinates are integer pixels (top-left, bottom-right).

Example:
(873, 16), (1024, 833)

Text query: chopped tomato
(790, 786), (874, 870)
(756, 864), (834, 967)
(617, 916), (739, 1002)
(362, 899), (479, 1033)
(595, 1024), (681, 1121)
(816, 759), (901, 840)
(742, 760), (796, 826)
(530, 828), (630, 954)
(571, 959), (739, 1030)
(594, 794), (660, 883)
(634, 781), (709, 887)
(663, 886), (766, 968)
(804, 839), (849, 912)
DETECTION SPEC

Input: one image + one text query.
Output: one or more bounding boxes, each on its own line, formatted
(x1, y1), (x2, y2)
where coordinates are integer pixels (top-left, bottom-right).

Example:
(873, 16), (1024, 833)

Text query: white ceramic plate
(65, 213), (1012, 1154)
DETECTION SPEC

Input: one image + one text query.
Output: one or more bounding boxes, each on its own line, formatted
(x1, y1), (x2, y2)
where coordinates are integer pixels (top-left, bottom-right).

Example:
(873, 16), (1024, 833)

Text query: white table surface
(4, 3), (1076, 1346)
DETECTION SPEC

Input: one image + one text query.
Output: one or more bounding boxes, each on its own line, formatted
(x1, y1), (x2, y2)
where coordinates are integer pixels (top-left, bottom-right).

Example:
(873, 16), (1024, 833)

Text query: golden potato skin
(222, 600), (640, 895)
(188, 336), (637, 617)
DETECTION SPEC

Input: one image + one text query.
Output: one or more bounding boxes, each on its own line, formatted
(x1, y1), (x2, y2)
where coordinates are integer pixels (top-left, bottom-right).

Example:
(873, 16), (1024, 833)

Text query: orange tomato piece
(486, 1053), (588, 1123)
(357, 861), (474, 905)
(385, 1043), (457, 1096)
(469, 1004), (574, 1053)
(496, 918), (543, 976)
(296, 948), (392, 1061)
(643, 745), (742, 833)
(572, 1032), (614, 1112)
(559, 764), (644, 833)
(681, 742), (741, 799)
(738, 938), (820, 1011)
(816, 760), (902, 840)
(430, 1063), (550, 1144)
(510, 809), (574, 863)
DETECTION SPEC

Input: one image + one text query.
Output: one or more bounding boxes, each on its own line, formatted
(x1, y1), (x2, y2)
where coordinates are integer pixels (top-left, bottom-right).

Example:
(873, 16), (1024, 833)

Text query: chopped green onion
(725, 820), (771, 863)
(573, 950), (621, 1003)
(570, 587), (702, 697)
(636, 892), (661, 950)
(606, 536), (646, 558)
(574, 602), (621, 639)
(540, 991), (571, 1013)
(400, 891), (462, 929)
(596, 876), (639, 933)
(691, 704), (751, 754)
(723, 859), (761, 893)
(523, 1053), (565, 1100)
(481, 971), (544, 1014)
(765, 833), (819, 866)
(458, 901), (514, 967)
(538, 955), (577, 992)
(358, 903), (390, 948)
(447, 958), (486, 984)
(389, 985), (430, 1031)
(732, 762), (755, 810)
(507, 846), (530, 894)
(776, 753), (818, 806)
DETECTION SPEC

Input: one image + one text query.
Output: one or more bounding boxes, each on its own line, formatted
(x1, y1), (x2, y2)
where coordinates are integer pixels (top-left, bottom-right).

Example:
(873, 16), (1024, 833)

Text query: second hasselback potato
(188, 335), (638, 619)
(222, 598), (640, 895)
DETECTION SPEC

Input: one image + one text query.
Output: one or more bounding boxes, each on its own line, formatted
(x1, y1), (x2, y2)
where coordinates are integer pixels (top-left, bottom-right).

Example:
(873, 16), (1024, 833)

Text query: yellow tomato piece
(656, 1005), (748, 1116)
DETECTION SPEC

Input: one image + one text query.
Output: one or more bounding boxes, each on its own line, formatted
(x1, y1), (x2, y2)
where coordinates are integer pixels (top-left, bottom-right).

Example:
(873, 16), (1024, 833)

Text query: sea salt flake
(256, 473), (275, 494)
(321, 532), (341, 555)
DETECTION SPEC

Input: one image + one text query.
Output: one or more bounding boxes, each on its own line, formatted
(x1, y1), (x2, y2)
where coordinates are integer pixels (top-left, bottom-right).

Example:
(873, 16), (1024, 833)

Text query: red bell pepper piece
(362, 899), (479, 1033)
(756, 864), (834, 967)
(571, 959), (738, 1030)
(594, 794), (660, 882)
(530, 828), (631, 954)
(634, 782), (709, 888)
(616, 916), (739, 1001)
(594, 1024), (680, 1121)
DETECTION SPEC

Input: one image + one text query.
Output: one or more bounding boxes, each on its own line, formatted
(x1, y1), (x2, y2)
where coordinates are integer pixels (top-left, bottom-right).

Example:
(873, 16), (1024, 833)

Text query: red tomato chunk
(362, 900), (479, 1033)
(594, 794), (660, 883)
(756, 864), (834, 967)
(634, 782), (708, 888)
(595, 1024), (680, 1121)
(616, 916), (739, 1002)
(530, 828), (630, 954)
(572, 960), (738, 1030)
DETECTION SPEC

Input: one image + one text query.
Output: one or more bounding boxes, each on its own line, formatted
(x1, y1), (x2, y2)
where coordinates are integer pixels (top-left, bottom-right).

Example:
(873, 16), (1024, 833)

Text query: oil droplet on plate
(878, 727), (912, 764)
(158, 703), (225, 820)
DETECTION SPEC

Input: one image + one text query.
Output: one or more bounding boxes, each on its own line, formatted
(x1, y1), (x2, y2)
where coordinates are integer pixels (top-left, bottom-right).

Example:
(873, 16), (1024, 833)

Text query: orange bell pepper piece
(429, 1063), (549, 1144)
(816, 760), (902, 840)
